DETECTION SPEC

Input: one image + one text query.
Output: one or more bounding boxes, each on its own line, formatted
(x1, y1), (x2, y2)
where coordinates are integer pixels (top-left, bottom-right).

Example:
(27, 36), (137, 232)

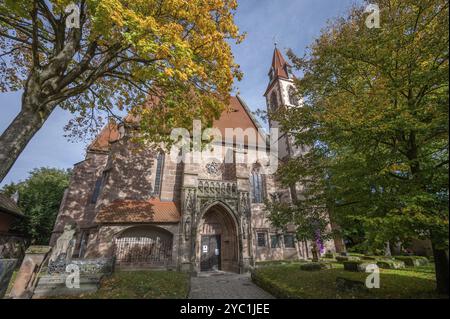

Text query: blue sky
(0, 0), (359, 186)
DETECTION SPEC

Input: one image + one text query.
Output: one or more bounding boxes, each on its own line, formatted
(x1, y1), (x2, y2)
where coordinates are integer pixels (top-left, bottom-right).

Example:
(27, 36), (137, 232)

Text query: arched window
(153, 152), (165, 197)
(288, 86), (299, 106)
(270, 91), (278, 110)
(250, 165), (266, 203)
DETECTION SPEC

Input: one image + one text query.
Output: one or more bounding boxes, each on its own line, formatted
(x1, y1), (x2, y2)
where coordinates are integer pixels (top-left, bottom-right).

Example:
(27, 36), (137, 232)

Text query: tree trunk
(0, 102), (54, 183)
(432, 241), (449, 295)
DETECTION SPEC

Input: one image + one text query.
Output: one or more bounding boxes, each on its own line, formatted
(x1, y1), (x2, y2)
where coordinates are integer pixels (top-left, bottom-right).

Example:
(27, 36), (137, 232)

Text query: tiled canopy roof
(96, 199), (180, 223)
(0, 193), (24, 218)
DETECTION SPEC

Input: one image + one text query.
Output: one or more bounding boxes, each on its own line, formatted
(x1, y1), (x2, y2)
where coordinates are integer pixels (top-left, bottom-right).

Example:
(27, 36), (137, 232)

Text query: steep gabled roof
(86, 95), (266, 152)
(212, 96), (266, 146)
(87, 121), (120, 153)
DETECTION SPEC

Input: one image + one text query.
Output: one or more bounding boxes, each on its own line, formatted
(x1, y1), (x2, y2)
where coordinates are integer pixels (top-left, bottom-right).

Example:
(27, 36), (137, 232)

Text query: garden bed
(251, 263), (446, 299)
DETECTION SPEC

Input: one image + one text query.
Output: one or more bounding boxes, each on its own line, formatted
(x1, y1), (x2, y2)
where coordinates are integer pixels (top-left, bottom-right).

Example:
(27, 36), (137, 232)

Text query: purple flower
(315, 229), (325, 254)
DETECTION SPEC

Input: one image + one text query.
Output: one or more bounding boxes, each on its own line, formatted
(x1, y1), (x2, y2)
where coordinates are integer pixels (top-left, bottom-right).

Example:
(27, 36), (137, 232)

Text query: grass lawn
(71, 270), (190, 299)
(252, 263), (448, 299)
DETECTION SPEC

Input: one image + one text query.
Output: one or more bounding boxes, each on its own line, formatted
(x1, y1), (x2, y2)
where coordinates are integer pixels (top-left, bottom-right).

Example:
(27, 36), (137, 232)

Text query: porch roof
(96, 198), (180, 224)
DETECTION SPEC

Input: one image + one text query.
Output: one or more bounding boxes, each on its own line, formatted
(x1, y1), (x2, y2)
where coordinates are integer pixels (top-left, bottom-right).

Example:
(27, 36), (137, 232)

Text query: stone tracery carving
(184, 216), (191, 240)
(205, 161), (223, 176)
(184, 188), (196, 213)
(270, 192), (283, 203)
(239, 192), (250, 216)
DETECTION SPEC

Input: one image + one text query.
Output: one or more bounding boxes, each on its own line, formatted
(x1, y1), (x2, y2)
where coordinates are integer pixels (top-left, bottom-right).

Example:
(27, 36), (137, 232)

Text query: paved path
(188, 271), (274, 299)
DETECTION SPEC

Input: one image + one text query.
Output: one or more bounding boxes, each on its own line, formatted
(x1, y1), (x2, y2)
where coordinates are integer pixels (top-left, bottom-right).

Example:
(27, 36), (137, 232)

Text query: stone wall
(51, 152), (108, 245)
(95, 138), (157, 208)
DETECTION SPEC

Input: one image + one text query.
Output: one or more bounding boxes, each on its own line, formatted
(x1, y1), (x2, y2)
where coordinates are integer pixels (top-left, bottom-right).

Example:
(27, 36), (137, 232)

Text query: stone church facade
(50, 48), (340, 274)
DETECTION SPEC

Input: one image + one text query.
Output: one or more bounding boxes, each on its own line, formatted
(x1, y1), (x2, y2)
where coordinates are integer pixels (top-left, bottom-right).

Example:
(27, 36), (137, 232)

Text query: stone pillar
(237, 167), (253, 272)
(179, 159), (200, 273)
(9, 245), (51, 299)
(0, 258), (17, 298)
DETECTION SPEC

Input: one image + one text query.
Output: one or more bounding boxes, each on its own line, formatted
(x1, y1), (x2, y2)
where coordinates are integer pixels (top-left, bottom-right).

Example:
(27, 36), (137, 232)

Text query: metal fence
(114, 237), (173, 267)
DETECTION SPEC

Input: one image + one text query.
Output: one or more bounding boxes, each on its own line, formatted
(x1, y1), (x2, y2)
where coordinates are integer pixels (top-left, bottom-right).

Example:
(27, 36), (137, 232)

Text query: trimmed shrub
(300, 262), (330, 271)
(251, 271), (298, 299)
(343, 261), (374, 272)
(324, 252), (336, 259)
(255, 260), (299, 267)
(336, 277), (367, 293)
(336, 256), (361, 263)
(348, 253), (365, 258)
(394, 256), (429, 267)
(361, 256), (377, 261)
(377, 259), (405, 269)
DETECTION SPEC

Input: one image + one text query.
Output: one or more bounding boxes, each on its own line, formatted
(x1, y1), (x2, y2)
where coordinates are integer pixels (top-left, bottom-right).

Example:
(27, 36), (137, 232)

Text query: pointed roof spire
(270, 46), (289, 79)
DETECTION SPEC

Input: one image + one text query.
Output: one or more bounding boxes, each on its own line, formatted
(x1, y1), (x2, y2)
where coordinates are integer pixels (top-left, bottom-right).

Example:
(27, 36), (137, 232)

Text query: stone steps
(32, 274), (103, 298)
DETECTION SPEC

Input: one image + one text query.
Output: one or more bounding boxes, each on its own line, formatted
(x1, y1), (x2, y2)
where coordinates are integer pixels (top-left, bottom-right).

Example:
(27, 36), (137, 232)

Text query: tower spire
(269, 46), (289, 80)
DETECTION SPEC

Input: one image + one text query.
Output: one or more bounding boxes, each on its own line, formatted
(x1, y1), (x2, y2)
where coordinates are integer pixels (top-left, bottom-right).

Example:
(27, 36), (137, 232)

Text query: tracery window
(288, 86), (299, 106)
(153, 152), (165, 197)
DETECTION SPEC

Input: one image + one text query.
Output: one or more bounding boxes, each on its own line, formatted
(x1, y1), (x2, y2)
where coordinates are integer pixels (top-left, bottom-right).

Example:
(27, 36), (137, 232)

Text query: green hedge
(343, 261), (374, 272)
(348, 253), (365, 258)
(361, 256), (378, 261)
(255, 260), (300, 267)
(394, 256), (429, 267)
(300, 262), (330, 271)
(377, 259), (405, 269)
(335, 256), (361, 263)
(251, 271), (298, 299)
(324, 252), (337, 259)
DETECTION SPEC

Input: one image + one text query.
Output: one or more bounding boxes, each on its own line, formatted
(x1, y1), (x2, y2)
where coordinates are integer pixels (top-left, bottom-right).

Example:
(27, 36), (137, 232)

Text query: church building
(50, 48), (340, 273)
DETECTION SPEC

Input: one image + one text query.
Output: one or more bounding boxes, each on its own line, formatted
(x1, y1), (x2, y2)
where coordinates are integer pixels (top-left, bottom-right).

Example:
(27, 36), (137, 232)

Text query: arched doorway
(198, 203), (239, 273)
(114, 225), (173, 268)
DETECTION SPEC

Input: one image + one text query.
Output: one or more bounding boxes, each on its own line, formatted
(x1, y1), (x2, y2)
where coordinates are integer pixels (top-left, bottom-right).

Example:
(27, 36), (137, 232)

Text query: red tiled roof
(88, 94), (265, 151)
(212, 96), (265, 145)
(96, 199), (180, 223)
(87, 121), (120, 152)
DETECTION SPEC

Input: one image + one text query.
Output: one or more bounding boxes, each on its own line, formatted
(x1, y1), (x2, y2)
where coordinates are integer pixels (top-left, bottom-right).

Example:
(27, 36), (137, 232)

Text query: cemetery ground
(252, 258), (448, 299)
(4, 256), (448, 299)
(4, 270), (190, 299)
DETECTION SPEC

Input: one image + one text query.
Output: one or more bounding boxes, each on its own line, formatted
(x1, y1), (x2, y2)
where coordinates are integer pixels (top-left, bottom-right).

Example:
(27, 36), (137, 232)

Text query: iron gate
(114, 237), (173, 267)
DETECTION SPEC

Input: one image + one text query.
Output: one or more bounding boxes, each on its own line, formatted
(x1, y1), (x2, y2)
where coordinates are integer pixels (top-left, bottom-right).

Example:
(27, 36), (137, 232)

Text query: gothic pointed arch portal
(197, 202), (240, 273)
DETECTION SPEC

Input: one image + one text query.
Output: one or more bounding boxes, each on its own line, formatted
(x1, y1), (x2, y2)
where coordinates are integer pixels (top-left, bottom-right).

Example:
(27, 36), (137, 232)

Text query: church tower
(264, 46), (300, 161)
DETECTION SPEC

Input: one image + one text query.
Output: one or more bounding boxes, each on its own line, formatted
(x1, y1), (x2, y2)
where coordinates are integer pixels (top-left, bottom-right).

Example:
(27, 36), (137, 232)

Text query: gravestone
(0, 259), (17, 298)
(33, 258), (114, 298)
